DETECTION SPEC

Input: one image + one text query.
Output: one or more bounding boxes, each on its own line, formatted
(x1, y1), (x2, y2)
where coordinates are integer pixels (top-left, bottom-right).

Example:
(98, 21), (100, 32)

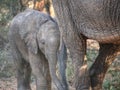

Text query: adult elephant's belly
(77, 0), (120, 44)
(80, 22), (120, 44)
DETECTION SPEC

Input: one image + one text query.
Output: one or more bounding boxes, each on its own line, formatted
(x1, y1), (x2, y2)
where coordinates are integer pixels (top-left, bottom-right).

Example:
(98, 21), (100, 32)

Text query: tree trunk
(10, 0), (26, 17)
(44, 0), (51, 14)
(89, 44), (120, 90)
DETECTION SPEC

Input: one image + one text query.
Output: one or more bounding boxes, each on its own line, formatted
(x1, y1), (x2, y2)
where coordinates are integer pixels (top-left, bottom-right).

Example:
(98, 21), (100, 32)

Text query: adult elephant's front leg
(66, 34), (90, 90)
(52, 1), (90, 89)
(89, 44), (120, 90)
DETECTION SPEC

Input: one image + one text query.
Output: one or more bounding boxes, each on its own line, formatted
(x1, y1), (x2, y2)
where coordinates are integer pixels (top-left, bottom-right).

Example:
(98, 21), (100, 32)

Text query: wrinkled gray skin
(52, 0), (120, 90)
(8, 9), (68, 90)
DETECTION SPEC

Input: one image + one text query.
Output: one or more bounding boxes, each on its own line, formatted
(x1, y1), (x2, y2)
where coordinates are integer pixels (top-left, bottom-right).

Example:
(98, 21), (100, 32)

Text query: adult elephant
(8, 9), (68, 90)
(52, 0), (120, 90)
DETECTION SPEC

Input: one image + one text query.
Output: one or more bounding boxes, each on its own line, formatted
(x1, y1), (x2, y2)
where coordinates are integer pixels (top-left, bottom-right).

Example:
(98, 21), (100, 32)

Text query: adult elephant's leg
(16, 59), (32, 90)
(89, 44), (120, 90)
(66, 35), (90, 90)
(53, 1), (90, 89)
(29, 51), (51, 90)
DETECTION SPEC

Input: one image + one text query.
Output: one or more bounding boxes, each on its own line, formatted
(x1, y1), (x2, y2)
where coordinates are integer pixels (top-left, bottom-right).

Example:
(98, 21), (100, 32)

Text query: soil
(0, 77), (36, 90)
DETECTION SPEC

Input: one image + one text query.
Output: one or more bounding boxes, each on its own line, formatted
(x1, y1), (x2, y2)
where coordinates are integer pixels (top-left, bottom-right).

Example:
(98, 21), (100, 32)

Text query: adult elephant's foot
(73, 64), (91, 90)
(90, 84), (102, 90)
(89, 68), (103, 90)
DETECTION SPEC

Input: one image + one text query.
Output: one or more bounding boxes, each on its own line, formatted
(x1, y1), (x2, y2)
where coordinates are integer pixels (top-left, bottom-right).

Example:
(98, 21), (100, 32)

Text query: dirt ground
(0, 76), (76, 90)
(0, 77), (36, 90)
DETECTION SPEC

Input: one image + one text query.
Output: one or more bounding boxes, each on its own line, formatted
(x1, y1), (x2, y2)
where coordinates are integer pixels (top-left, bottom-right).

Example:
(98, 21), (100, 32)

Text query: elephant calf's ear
(25, 32), (38, 54)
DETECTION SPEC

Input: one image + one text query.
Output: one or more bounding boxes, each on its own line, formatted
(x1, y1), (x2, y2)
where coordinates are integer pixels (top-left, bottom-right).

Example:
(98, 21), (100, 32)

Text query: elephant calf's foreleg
(89, 44), (120, 90)
(29, 51), (51, 90)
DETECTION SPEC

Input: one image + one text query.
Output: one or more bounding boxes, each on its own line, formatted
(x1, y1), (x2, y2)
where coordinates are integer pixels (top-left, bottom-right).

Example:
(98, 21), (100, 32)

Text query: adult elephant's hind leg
(89, 44), (120, 90)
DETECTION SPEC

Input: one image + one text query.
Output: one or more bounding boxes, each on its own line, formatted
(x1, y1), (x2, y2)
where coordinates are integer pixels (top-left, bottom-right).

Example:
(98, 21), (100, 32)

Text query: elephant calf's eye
(40, 39), (45, 45)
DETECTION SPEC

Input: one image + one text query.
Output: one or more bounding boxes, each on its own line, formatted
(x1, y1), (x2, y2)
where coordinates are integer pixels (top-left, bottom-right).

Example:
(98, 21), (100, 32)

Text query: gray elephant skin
(8, 9), (67, 90)
(52, 0), (120, 90)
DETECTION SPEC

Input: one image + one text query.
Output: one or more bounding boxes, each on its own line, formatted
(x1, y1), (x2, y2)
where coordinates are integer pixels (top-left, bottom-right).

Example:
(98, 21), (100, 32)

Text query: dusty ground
(0, 77), (36, 90)
(0, 76), (76, 90)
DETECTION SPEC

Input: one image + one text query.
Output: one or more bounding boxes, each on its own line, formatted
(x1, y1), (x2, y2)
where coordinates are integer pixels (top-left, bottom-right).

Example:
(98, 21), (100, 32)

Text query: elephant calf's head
(37, 19), (60, 54)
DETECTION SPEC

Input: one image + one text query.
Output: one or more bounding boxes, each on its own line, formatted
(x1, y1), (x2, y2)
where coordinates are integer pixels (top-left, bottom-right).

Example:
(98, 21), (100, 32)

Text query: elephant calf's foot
(18, 86), (31, 90)
(54, 83), (67, 90)
(36, 84), (50, 90)
(38, 86), (48, 90)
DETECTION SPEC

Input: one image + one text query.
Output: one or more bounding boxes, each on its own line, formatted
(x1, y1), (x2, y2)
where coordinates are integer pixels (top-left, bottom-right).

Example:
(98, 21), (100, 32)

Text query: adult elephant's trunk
(57, 39), (68, 90)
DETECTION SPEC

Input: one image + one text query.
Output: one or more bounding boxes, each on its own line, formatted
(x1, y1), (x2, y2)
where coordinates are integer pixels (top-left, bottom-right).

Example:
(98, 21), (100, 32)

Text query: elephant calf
(8, 9), (67, 90)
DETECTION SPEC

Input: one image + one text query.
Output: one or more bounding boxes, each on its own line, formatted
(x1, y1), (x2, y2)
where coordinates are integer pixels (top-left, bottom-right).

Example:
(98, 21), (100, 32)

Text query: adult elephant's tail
(57, 39), (68, 90)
